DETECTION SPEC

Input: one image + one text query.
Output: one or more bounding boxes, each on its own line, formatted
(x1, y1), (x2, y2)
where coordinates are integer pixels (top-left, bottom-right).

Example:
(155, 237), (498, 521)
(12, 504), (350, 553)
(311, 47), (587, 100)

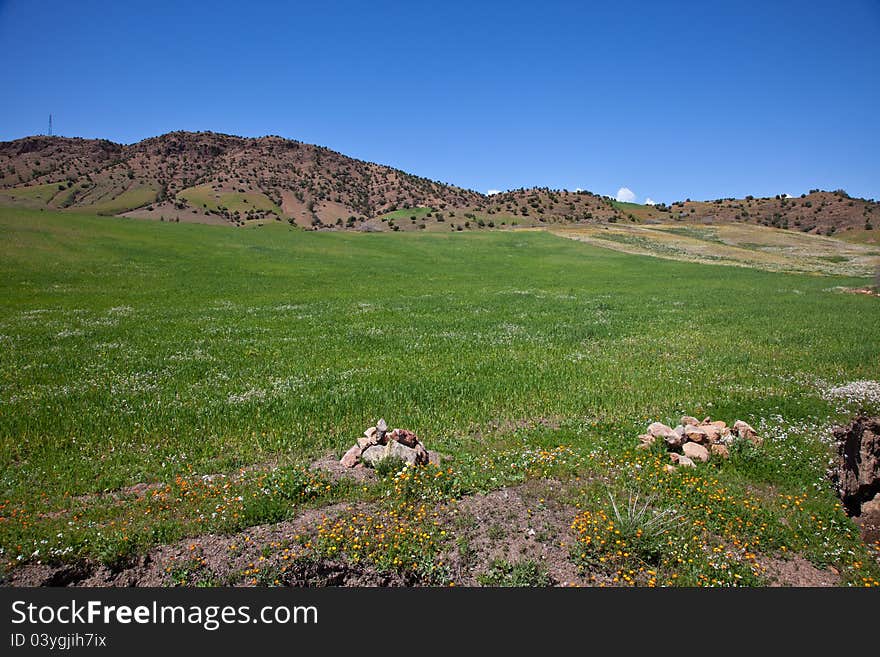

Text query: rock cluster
(339, 418), (433, 469)
(637, 415), (761, 470)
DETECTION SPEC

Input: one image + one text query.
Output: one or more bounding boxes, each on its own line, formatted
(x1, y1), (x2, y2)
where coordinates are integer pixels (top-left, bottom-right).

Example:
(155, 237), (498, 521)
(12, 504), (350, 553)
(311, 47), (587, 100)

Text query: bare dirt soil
(760, 555), (840, 587)
(440, 479), (590, 586)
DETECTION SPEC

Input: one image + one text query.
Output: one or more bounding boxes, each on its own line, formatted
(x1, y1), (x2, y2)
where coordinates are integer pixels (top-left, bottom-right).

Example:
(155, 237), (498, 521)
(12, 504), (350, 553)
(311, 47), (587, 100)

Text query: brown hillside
(0, 132), (482, 228)
(1, 132), (877, 237)
(643, 192), (878, 240)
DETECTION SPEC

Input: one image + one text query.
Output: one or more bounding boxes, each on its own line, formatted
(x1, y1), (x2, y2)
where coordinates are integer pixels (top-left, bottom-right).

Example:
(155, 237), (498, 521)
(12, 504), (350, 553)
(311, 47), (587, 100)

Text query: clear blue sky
(1, 0), (878, 202)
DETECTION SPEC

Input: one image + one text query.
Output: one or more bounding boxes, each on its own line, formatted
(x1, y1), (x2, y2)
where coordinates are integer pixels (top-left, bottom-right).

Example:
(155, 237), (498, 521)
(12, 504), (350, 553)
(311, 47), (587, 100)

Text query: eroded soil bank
(831, 416), (880, 545)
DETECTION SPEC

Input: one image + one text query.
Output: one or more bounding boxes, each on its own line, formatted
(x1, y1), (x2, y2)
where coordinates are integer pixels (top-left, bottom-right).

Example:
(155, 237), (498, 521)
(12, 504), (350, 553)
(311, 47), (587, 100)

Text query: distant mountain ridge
(0, 131), (876, 237)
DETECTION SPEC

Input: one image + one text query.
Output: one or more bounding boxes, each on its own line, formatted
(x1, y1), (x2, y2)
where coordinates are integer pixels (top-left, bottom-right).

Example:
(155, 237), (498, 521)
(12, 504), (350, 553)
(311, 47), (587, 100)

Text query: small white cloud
(783, 193), (793, 198)
(616, 187), (636, 203)
(574, 187), (583, 193)
(645, 197), (656, 205)
(487, 189), (502, 196)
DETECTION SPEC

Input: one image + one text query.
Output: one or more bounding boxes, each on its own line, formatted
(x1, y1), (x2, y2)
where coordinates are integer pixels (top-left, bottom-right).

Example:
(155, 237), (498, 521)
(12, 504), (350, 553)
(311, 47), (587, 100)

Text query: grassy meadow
(0, 206), (878, 585)
(177, 184), (282, 216)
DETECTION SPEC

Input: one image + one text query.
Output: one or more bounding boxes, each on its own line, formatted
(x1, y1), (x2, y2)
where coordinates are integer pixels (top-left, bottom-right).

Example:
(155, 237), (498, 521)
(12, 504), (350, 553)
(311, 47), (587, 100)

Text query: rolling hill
(0, 131), (877, 239)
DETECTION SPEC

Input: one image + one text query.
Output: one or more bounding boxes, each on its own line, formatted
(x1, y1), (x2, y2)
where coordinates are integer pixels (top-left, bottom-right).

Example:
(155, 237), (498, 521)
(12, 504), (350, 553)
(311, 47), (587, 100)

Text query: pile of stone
(637, 415), (761, 470)
(339, 418), (434, 469)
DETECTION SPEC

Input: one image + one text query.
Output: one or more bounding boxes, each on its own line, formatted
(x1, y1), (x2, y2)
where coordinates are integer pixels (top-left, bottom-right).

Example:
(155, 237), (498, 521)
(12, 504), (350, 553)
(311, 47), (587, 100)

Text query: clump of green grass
(477, 559), (552, 587)
(605, 488), (682, 564)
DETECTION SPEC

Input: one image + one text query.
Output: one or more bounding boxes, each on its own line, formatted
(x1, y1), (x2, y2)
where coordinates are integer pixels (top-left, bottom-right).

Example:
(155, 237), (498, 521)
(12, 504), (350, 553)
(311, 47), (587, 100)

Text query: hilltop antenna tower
(48, 114), (53, 136)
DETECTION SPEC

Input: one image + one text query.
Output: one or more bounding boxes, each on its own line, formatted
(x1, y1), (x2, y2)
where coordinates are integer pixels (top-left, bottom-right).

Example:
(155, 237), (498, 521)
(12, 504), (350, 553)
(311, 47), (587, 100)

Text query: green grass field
(1, 206), (878, 585)
(610, 199), (665, 221)
(0, 183), (68, 206)
(81, 186), (159, 215)
(177, 184), (281, 216)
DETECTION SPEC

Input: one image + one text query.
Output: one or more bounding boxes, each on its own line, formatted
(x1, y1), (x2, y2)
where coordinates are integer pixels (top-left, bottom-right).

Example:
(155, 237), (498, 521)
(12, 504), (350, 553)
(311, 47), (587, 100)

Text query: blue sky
(1, 0), (878, 202)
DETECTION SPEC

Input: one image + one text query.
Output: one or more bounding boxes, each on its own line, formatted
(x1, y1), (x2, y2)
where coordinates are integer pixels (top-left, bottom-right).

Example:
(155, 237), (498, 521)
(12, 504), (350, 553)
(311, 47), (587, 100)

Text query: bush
(572, 488), (681, 572)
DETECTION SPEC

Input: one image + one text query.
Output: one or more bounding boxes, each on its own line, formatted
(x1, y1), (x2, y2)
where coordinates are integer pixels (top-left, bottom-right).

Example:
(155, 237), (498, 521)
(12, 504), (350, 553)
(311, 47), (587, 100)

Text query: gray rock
(387, 440), (426, 465)
(360, 445), (388, 467)
(360, 441), (427, 467)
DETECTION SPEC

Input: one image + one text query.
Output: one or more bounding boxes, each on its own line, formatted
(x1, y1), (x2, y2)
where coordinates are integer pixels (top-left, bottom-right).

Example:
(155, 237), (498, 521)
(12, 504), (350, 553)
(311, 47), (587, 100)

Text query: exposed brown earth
(440, 479), (590, 587)
(760, 554), (840, 587)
